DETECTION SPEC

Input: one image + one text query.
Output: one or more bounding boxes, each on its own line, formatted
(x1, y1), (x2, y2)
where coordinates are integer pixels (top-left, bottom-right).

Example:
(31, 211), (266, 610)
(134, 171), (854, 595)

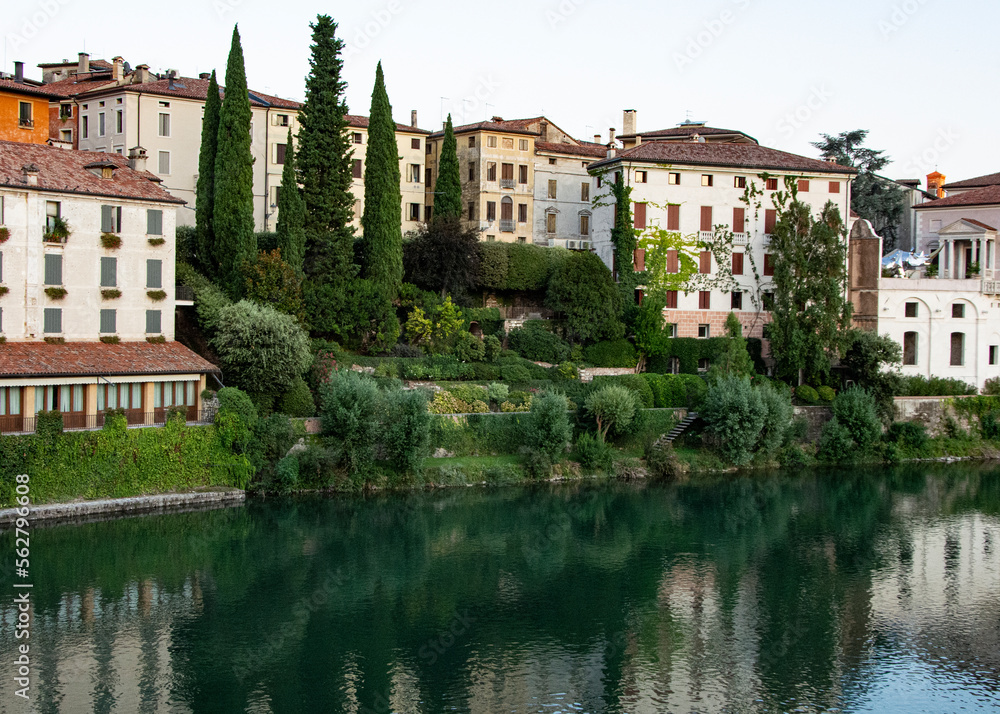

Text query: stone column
(948, 239), (955, 278)
(143, 382), (155, 426)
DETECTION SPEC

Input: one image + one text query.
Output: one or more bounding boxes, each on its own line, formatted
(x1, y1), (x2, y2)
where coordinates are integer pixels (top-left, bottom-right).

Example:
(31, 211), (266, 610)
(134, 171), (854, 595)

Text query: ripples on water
(1, 465), (999, 713)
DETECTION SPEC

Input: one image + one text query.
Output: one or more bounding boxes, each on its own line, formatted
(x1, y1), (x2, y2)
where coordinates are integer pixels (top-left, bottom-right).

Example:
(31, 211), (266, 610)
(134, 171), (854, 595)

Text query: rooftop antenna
(440, 97), (449, 125)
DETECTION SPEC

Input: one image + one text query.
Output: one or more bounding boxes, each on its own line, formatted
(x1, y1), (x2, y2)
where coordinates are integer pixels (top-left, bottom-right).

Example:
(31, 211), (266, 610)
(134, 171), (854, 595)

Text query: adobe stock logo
(344, 1), (405, 58)
(673, 0), (753, 72)
(6, 0), (73, 51)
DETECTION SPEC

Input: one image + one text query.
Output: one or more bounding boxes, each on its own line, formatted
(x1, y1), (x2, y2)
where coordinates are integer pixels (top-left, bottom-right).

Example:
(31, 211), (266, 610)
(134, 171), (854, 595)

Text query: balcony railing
(698, 230), (714, 242)
(500, 178), (516, 189)
(176, 284), (195, 302)
(0, 409), (217, 435)
(500, 219), (515, 233)
(732, 232), (749, 245)
(19, 118), (34, 128)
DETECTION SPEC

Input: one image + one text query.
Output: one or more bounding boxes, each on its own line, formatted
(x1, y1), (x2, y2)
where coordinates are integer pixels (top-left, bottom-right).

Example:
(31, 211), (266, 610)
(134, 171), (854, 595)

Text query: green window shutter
(147, 209), (163, 235)
(146, 259), (162, 288)
(145, 310), (161, 334)
(101, 205), (114, 233)
(100, 257), (117, 287)
(44, 254), (62, 285)
(100, 309), (116, 334)
(43, 308), (62, 333)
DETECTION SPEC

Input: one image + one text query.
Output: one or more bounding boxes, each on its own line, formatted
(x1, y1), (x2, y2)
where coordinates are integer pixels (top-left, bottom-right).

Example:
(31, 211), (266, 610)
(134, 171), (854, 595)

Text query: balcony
(500, 219), (515, 233)
(500, 179), (516, 189)
(732, 232), (749, 245)
(698, 230), (714, 243)
(176, 284), (195, 305)
(19, 118), (34, 128)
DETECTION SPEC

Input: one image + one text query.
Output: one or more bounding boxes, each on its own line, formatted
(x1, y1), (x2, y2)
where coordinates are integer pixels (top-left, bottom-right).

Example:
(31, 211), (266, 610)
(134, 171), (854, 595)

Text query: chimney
(593, 134), (601, 144)
(199, 72), (211, 80)
(128, 146), (148, 172)
(609, 127), (616, 144)
(112, 56), (124, 81)
(623, 109), (637, 136)
(926, 171), (946, 198)
(135, 64), (150, 84)
(14, 61), (24, 83)
(77, 52), (90, 75)
(410, 109), (418, 128)
(22, 164), (40, 186)
(540, 120), (549, 142)
(166, 69), (177, 90)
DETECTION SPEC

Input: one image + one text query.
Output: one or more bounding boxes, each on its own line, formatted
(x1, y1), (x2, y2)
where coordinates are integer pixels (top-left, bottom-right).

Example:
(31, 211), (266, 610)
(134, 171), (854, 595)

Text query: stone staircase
(658, 412), (700, 445)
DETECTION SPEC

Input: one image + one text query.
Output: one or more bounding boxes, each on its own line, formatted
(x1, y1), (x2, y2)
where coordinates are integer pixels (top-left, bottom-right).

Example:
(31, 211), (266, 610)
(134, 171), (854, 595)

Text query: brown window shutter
(665, 290), (678, 309)
(352, 159), (362, 178)
(699, 251), (711, 274)
(666, 249), (678, 274)
(634, 202), (647, 229)
(766, 178), (778, 190)
(732, 252), (744, 275)
(798, 179), (810, 192)
(764, 254), (775, 276)
(633, 248), (645, 272)
(764, 208), (777, 234)
(699, 291), (710, 309)
(829, 181), (840, 193)
(667, 204), (680, 230)
(700, 206), (712, 232)
(733, 207), (745, 232)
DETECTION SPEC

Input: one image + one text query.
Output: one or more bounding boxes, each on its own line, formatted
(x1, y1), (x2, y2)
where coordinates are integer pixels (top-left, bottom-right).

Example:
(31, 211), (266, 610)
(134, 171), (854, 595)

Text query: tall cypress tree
(195, 69), (221, 277)
(297, 15), (355, 282)
(361, 62), (402, 299)
(213, 25), (257, 296)
(275, 127), (306, 276)
(433, 114), (462, 220)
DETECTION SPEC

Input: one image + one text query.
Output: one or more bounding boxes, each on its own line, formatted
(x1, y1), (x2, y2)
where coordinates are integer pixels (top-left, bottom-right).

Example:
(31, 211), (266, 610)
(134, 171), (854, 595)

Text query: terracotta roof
(535, 140), (607, 159)
(37, 73), (118, 98)
(588, 141), (857, 175)
(0, 79), (72, 99)
(346, 114), (430, 135)
(37, 59), (114, 70)
(0, 141), (185, 204)
(79, 76), (301, 109)
(961, 218), (997, 231)
(429, 119), (541, 138)
(620, 125), (758, 143)
(913, 185), (1000, 210)
(941, 172), (1000, 190)
(0, 341), (218, 378)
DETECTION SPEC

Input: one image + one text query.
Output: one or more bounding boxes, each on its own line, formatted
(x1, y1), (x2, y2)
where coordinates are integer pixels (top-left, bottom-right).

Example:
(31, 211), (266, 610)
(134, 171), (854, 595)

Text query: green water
(2, 466), (1000, 713)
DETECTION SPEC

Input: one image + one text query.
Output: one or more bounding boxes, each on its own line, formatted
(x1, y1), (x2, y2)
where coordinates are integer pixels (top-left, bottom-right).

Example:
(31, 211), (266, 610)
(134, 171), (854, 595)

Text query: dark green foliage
(632, 294), (668, 371)
(592, 374), (654, 408)
(546, 250), (624, 343)
(309, 279), (399, 353)
(242, 249), (304, 320)
(429, 413), (529, 456)
(275, 127), (306, 276)
(383, 389), (430, 475)
(607, 171), (638, 300)
(500, 364), (532, 383)
(842, 330), (902, 422)
(983, 377), (1000, 395)
(461, 307), (503, 336)
(433, 114), (462, 220)
(527, 392), (572, 460)
(646, 337), (728, 375)
(476, 241), (509, 290)
(778, 443), (812, 468)
(887, 421), (929, 450)
(757, 382), (793, 454)
(454, 331), (486, 362)
(176, 263), (231, 334)
(714, 312), (754, 377)
(273, 456), (300, 493)
(701, 377), (767, 465)
(817, 386), (836, 402)
(213, 26), (257, 296)
(508, 243), (561, 291)
(980, 412), (1000, 440)
(796, 385), (819, 404)
(897, 375), (976, 396)
(818, 417), (854, 462)
(639, 373), (707, 408)
(319, 370), (381, 474)
(360, 62), (403, 300)
(831, 387), (882, 450)
(216, 387), (258, 459)
(195, 69), (221, 277)
(508, 321), (570, 363)
(483, 335), (502, 362)
(644, 440), (683, 480)
(574, 431), (613, 471)
(175, 225), (197, 267)
(585, 339), (638, 368)
(278, 376), (315, 417)
(404, 217), (480, 298)
(35, 410), (64, 441)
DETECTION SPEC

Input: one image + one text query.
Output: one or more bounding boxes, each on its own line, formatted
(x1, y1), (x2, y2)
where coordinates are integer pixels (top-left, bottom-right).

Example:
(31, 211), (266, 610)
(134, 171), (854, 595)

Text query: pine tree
(213, 25), (257, 296)
(433, 114), (462, 220)
(275, 127), (306, 276)
(297, 15), (355, 281)
(361, 62), (403, 299)
(195, 69), (221, 277)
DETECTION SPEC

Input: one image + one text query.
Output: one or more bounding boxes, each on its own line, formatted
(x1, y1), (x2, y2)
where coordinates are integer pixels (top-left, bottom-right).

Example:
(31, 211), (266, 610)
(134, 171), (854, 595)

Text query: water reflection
(2, 466), (999, 713)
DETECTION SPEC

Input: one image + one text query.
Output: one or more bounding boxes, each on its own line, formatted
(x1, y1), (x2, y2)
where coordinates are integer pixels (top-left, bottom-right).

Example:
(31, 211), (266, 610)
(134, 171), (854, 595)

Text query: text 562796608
(12, 473), (32, 700)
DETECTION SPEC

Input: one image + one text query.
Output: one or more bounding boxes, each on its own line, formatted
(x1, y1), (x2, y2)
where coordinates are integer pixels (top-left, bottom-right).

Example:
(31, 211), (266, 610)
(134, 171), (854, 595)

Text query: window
(352, 159), (362, 178)
(425, 206), (432, 221)
(100, 257), (117, 287)
(829, 181), (840, 193)
(903, 332), (918, 366)
(546, 212), (556, 234)
(486, 235), (495, 241)
(43, 308), (62, 334)
(468, 202), (475, 220)
(797, 179), (810, 192)
(668, 172), (680, 185)
(275, 143), (287, 164)
(700, 206), (712, 232)
(487, 135), (497, 148)
(991, 346), (999, 366)
(101, 205), (123, 233)
(142, 209), (163, 237)
(580, 214), (590, 236)
(114, 109), (123, 134)
(501, 163), (514, 183)
(634, 202), (647, 230)
(905, 302), (918, 318)
(500, 197), (513, 226)
(762, 291), (775, 311)
(731, 291), (743, 310)
(158, 150), (170, 174)
(426, 168), (432, 185)
(665, 324), (678, 339)
(698, 323), (710, 338)
(666, 250), (679, 274)
(699, 291), (711, 310)
(950, 332), (965, 366)
(487, 162), (497, 181)
(59, 103), (72, 120)
(100, 309), (116, 334)
(352, 132), (363, 144)
(518, 203), (527, 223)
(733, 207), (745, 232)
(732, 252), (744, 275)
(763, 254), (775, 276)
(468, 136), (476, 147)
(518, 165), (528, 184)
(45, 201), (61, 232)
(82, 115), (89, 139)
(157, 101), (168, 108)
(667, 204), (680, 230)
(581, 182), (590, 202)
(766, 177), (779, 190)
(156, 112), (170, 137)
(411, 138), (420, 150)
(698, 358), (710, 372)
(409, 203), (420, 221)
(952, 303), (965, 318)
(764, 208), (777, 234)
(146, 310), (162, 334)
(409, 164), (421, 182)
(548, 157), (557, 165)
(701, 174), (713, 187)
(99, 112), (106, 136)
(468, 162), (475, 181)
(274, 114), (290, 127)
(518, 236), (526, 244)
(699, 251), (711, 274)
(635, 289), (644, 306)
(426, 142), (432, 154)
(60, 129), (72, 143)
(147, 259), (163, 288)
(635, 170), (647, 183)
(486, 201), (496, 221)
(519, 139), (528, 151)
(44, 254), (63, 285)
(548, 180), (557, 199)
(665, 290), (678, 309)
(18, 102), (33, 128)
(734, 176), (746, 189)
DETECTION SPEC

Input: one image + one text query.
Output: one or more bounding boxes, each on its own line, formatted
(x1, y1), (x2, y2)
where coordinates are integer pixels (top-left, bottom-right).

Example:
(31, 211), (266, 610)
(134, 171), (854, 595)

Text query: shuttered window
(700, 206), (713, 232)
(798, 179), (810, 192)
(665, 290), (678, 309)
(699, 291), (711, 310)
(100, 309), (116, 334)
(764, 209), (777, 234)
(146, 310), (162, 334)
(633, 249), (645, 271)
(352, 160), (362, 178)
(733, 207), (745, 232)
(147, 209), (163, 235)
(764, 254), (775, 276)
(100, 257), (117, 287)
(766, 178), (778, 190)
(147, 259), (162, 288)
(667, 204), (680, 230)
(950, 332), (964, 366)
(666, 250), (679, 274)
(101, 205), (122, 233)
(732, 252), (744, 275)
(44, 254), (62, 285)
(275, 143), (287, 164)
(699, 251), (711, 274)
(829, 181), (840, 193)
(518, 204), (528, 223)
(43, 308), (62, 333)
(634, 202), (646, 229)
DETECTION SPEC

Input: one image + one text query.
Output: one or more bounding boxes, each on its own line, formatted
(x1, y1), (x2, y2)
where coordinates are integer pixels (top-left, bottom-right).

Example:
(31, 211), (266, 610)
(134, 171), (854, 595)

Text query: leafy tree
(211, 300), (312, 404)
(213, 25), (257, 297)
(632, 294), (668, 373)
(768, 195), (853, 383)
(382, 389), (430, 476)
(403, 216), (480, 297)
(332, 279), (400, 354)
(275, 127), (306, 276)
(319, 370), (381, 475)
(546, 250), (624, 343)
(527, 392), (572, 460)
(404, 296), (463, 353)
(841, 330), (902, 423)
(831, 387), (882, 450)
(360, 62), (403, 300)
(297, 15), (356, 286)
(433, 114), (462, 220)
(243, 249), (304, 321)
(713, 312), (754, 377)
(812, 130), (905, 250)
(700, 376), (766, 465)
(195, 69), (221, 277)
(585, 384), (638, 442)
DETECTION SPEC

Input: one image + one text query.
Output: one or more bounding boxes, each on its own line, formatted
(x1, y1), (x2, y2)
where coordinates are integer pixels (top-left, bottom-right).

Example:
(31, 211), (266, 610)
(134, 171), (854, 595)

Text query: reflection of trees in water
(0, 466), (998, 711)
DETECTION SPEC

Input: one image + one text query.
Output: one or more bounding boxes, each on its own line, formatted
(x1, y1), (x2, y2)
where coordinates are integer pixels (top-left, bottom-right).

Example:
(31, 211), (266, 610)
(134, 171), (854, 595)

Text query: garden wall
(893, 397), (974, 436)
(793, 406), (833, 441)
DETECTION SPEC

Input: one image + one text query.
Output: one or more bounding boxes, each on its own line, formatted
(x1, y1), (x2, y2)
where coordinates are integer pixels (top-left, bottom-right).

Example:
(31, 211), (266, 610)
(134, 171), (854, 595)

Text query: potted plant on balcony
(100, 232), (122, 249)
(967, 261), (981, 278)
(926, 262), (938, 278)
(43, 216), (71, 243)
(0, 226), (9, 243)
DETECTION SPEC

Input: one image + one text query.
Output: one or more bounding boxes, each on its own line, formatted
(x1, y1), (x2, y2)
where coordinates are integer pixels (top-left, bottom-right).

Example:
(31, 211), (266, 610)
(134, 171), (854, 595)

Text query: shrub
(526, 391), (572, 460)
(546, 250), (624, 342)
(507, 322), (570, 363)
(831, 387), (882, 450)
(796, 385), (819, 404)
(373, 361), (398, 379)
(757, 381), (793, 455)
(390, 343), (424, 358)
(216, 387), (259, 459)
(500, 400), (530, 412)
(454, 331), (486, 362)
(983, 377), (1000, 396)
(700, 376), (767, 465)
(887, 421), (929, 450)
(816, 386), (836, 402)
(553, 361), (579, 381)
(35, 410), (64, 441)
(641, 373), (668, 408)
(584, 340), (638, 368)
(818, 417), (854, 462)
(383, 389), (431, 475)
(644, 440), (683, 480)
(585, 385), (638, 441)
(319, 371), (381, 474)
(100, 232), (122, 249)
(778, 443), (812, 468)
(574, 431), (613, 471)
(980, 412), (1000, 441)
(450, 384), (489, 404)
(482, 334), (502, 362)
(898, 375), (976, 397)
(470, 362), (502, 381)
(278, 376), (315, 417)
(101, 288), (121, 300)
(592, 374), (654, 408)
(500, 364), (532, 383)
(273, 456), (300, 494)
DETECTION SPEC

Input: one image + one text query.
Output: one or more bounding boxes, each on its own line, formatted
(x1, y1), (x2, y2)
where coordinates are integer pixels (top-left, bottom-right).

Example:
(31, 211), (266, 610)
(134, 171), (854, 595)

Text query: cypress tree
(195, 69), (221, 277)
(433, 114), (462, 220)
(213, 25), (257, 296)
(297, 15), (355, 282)
(361, 62), (402, 299)
(275, 127), (306, 276)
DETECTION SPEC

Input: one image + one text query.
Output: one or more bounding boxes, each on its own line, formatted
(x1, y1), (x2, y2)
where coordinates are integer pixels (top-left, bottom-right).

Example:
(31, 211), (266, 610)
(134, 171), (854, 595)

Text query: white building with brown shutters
(0, 140), (217, 433)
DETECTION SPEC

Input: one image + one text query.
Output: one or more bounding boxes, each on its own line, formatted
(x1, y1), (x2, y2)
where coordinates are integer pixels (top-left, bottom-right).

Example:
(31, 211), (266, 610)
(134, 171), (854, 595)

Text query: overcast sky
(4, 0), (992, 184)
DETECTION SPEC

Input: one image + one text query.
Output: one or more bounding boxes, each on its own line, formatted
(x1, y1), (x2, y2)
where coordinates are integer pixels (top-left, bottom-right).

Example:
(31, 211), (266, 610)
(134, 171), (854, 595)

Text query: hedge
(584, 339), (638, 368)
(507, 322), (571, 363)
(646, 336), (764, 375)
(462, 307), (503, 336)
(474, 242), (570, 292)
(640, 373), (708, 409)
(591, 374), (654, 408)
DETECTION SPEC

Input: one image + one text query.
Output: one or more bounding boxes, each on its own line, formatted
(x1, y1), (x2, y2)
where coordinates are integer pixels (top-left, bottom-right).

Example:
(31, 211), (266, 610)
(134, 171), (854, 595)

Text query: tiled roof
(0, 79), (71, 99)
(913, 185), (1000, 210)
(620, 125), (757, 143)
(0, 341), (218, 378)
(941, 172), (1000, 190)
(78, 76), (301, 109)
(429, 119), (541, 138)
(346, 114), (430, 134)
(37, 73), (118, 98)
(963, 218), (997, 231)
(588, 141), (857, 175)
(535, 140), (607, 159)
(0, 141), (185, 204)
(37, 59), (114, 70)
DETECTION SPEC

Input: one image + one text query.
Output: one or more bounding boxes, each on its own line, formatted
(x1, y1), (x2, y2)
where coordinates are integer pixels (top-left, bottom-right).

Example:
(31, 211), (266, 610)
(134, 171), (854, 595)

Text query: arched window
(951, 332), (965, 366)
(903, 332), (918, 365)
(500, 196), (513, 232)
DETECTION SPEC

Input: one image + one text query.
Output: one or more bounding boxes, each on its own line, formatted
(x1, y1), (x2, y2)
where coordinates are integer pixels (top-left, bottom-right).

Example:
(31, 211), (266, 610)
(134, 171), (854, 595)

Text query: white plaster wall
(533, 153), (596, 246)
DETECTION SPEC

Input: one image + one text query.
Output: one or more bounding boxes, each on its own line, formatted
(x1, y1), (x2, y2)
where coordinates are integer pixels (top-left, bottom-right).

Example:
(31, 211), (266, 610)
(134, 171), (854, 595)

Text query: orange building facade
(0, 79), (64, 144)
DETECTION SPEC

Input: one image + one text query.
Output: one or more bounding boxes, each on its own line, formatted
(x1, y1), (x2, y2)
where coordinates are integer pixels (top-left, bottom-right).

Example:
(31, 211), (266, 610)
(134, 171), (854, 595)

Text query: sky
(3, 0), (993, 184)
